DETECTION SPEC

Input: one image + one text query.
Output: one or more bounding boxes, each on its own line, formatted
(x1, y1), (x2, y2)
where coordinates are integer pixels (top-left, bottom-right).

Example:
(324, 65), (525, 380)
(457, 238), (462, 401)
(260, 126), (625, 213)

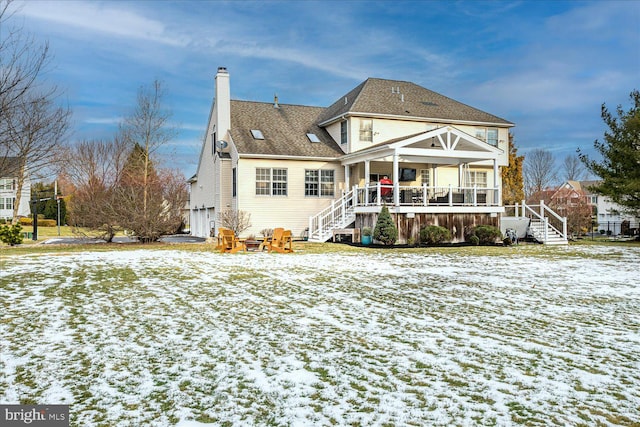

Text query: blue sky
(10, 0), (640, 178)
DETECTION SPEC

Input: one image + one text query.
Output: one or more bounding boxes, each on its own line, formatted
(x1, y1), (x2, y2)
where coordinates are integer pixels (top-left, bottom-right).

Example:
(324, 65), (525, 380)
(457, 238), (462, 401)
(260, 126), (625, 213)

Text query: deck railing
(353, 184), (500, 207)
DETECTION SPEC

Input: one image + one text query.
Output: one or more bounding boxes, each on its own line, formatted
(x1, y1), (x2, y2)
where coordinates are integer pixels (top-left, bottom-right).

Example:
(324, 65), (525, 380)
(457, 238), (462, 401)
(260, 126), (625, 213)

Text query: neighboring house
(0, 157), (31, 221)
(576, 180), (639, 236)
(190, 67), (516, 243)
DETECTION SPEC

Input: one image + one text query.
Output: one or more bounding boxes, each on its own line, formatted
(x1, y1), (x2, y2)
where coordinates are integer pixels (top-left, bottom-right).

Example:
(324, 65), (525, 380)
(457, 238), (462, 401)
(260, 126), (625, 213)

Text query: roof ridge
(231, 99), (324, 109)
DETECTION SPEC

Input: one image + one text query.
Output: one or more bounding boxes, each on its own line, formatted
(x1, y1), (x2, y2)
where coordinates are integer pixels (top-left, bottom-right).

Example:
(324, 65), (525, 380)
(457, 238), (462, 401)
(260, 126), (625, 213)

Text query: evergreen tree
(373, 205), (397, 245)
(501, 133), (525, 205)
(579, 90), (640, 216)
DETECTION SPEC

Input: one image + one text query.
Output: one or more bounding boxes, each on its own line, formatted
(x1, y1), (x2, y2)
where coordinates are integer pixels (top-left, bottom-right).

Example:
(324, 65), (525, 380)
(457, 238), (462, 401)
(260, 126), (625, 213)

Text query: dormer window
(306, 133), (320, 143)
(251, 129), (264, 140)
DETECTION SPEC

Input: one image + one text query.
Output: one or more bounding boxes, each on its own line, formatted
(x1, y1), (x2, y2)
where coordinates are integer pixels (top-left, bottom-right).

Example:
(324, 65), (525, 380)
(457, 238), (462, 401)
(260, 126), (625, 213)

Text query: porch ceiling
(340, 126), (502, 166)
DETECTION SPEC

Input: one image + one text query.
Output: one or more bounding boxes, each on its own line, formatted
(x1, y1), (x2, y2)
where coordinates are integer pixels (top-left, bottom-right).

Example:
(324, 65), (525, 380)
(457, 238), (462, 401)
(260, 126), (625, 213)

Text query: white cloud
(18, 0), (189, 46)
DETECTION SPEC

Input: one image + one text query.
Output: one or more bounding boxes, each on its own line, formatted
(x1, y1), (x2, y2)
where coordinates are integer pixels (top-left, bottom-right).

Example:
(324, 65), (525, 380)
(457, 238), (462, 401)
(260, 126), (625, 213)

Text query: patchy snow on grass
(1, 244), (639, 426)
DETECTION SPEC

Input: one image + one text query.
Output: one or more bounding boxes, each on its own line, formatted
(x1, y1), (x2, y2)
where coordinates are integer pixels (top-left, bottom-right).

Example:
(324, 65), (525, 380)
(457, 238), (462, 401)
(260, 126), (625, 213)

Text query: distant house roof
(229, 101), (344, 158)
(317, 78), (514, 126)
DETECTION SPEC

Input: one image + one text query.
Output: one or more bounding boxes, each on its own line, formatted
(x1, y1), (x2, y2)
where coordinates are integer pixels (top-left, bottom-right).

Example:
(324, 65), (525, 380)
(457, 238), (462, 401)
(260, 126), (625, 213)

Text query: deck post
(423, 183), (427, 206)
(448, 184), (453, 206)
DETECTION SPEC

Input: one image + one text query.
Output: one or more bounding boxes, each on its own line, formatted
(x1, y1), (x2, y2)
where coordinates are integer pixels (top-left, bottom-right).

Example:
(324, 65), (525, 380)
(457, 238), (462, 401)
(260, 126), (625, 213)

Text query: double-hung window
(475, 128), (498, 146)
(340, 121), (347, 145)
(0, 179), (14, 190)
(256, 168), (287, 196)
(305, 169), (335, 197)
(359, 119), (373, 142)
(468, 171), (487, 187)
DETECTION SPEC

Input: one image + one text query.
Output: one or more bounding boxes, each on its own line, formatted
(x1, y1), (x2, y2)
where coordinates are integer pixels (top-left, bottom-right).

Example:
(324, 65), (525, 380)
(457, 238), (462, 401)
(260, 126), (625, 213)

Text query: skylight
(250, 129), (264, 140)
(306, 133), (320, 143)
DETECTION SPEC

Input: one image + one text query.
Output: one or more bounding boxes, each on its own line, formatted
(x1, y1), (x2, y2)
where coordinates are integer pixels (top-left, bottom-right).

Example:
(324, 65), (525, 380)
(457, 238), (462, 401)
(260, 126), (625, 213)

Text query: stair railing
(308, 188), (355, 241)
(519, 200), (568, 241)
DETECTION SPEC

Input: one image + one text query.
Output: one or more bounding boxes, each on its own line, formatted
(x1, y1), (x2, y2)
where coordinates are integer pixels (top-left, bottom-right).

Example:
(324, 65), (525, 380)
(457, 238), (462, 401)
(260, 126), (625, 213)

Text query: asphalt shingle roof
(229, 101), (345, 158)
(317, 78), (513, 126)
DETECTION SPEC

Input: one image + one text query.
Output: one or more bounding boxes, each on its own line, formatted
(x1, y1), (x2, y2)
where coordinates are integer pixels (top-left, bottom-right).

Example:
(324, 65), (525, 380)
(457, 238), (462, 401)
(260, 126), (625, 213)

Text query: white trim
(319, 111), (514, 128)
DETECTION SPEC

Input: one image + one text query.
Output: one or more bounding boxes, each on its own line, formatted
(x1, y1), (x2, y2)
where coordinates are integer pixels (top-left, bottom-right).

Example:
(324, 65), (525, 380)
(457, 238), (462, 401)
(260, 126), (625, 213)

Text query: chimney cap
(217, 66), (228, 73)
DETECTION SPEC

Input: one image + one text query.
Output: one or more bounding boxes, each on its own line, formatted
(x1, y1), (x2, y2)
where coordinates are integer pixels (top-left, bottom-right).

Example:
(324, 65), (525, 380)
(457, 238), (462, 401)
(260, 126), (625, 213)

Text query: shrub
(0, 224), (24, 246)
(38, 219), (57, 227)
(419, 225), (451, 245)
(362, 227), (372, 237)
(19, 217), (33, 226)
(503, 237), (513, 246)
(373, 205), (397, 245)
(469, 225), (502, 245)
(469, 235), (480, 246)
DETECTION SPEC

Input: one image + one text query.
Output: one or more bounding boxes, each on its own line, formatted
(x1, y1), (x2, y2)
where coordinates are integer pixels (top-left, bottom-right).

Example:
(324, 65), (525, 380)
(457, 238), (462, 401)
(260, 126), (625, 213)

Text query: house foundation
(356, 212), (500, 244)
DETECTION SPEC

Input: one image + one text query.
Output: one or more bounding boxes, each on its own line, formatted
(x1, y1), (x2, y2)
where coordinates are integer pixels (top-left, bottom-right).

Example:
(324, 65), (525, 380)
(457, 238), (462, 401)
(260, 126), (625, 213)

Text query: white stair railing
(308, 188), (356, 242)
(518, 200), (568, 244)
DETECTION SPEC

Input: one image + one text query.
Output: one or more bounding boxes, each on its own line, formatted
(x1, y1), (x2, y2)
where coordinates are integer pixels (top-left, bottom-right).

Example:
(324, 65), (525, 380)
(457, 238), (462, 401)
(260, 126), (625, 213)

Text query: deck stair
(528, 218), (568, 245)
(509, 200), (569, 245)
(308, 190), (356, 242)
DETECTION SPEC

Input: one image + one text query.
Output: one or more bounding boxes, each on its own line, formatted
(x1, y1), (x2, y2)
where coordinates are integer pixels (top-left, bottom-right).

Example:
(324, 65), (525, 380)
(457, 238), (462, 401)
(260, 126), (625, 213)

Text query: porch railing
(353, 183), (500, 207)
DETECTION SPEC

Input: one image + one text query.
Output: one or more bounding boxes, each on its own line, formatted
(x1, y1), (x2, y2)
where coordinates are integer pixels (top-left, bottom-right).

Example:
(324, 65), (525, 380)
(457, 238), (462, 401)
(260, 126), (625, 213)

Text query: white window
(341, 121), (347, 145)
(256, 168), (287, 196)
(475, 128), (498, 146)
(420, 169), (430, 186)
(0, 179), (14, 191)
(359, 119), (373, 142)
(305, 170), (335, 197)
(0, 197), (14, 210)
(468, 171), (487, 187)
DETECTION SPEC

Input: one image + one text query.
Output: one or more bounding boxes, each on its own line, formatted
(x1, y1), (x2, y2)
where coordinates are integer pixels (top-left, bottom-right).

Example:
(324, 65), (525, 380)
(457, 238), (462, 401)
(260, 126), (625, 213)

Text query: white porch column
(493, 159), (499, 204)
(344, 164), (350, 194)
(458, 163), (464, 187)
(364, 160), (370, 185)
(393, 151), (400, 206)
(432, 165), (438, 187)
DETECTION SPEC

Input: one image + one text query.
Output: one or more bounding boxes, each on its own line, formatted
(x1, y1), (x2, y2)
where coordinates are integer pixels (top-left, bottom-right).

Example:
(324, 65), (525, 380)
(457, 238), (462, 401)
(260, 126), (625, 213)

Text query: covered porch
(340, 126), (504, 207)
(308, 127), (506, 242)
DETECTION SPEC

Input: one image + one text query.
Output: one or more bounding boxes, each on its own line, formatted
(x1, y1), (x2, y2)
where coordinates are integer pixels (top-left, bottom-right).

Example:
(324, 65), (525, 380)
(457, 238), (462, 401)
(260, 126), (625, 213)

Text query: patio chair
(216, 228), (247, 254)
(268, 228), (294, 253)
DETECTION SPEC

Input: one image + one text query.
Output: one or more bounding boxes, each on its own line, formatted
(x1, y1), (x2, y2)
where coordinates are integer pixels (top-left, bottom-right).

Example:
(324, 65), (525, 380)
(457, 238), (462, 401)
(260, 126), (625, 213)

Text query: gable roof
(229, 100), (344, 158)
(317, 78), (513, 127)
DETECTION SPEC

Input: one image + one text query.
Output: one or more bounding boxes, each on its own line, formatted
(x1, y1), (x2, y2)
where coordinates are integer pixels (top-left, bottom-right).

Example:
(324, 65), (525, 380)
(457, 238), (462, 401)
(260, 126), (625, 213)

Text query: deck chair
(258, 227), (281, 251)
(268, 228), (294, 253)
(216, 228), (246, 253)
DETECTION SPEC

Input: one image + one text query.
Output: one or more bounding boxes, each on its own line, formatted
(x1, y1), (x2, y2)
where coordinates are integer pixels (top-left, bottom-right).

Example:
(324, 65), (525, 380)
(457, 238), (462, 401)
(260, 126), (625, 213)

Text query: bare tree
(218, 209), (252, 236)
(1, 0), (71, 223)
(5, 92), (71, 223)
(61, 137), (129, 242)
(562, 154), (586, 182)
(114, 81), (183, 242)
(120, 80), (177, 214)
(524, 149), (558, 197)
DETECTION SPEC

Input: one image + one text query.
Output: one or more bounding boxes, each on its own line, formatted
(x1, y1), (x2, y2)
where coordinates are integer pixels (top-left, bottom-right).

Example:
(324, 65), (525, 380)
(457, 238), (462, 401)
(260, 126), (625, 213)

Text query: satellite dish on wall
(216, 140), (228, 149)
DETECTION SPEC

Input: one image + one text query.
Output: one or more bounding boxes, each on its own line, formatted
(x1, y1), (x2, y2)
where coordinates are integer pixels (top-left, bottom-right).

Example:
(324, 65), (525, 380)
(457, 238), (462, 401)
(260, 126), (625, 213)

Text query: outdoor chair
(216, 228), (247, 254)
(268, 228), (294, 253)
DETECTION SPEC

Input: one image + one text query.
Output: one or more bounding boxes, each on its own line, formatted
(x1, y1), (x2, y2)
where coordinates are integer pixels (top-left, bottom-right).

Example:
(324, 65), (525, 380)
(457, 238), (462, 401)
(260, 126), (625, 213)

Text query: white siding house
(0, 157), (31, 221)
(190, 68), (515, 243)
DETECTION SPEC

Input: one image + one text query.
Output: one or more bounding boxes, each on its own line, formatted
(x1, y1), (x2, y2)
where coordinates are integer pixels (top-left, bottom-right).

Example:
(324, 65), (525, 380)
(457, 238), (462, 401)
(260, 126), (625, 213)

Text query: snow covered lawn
(1, 244), (639, 426)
